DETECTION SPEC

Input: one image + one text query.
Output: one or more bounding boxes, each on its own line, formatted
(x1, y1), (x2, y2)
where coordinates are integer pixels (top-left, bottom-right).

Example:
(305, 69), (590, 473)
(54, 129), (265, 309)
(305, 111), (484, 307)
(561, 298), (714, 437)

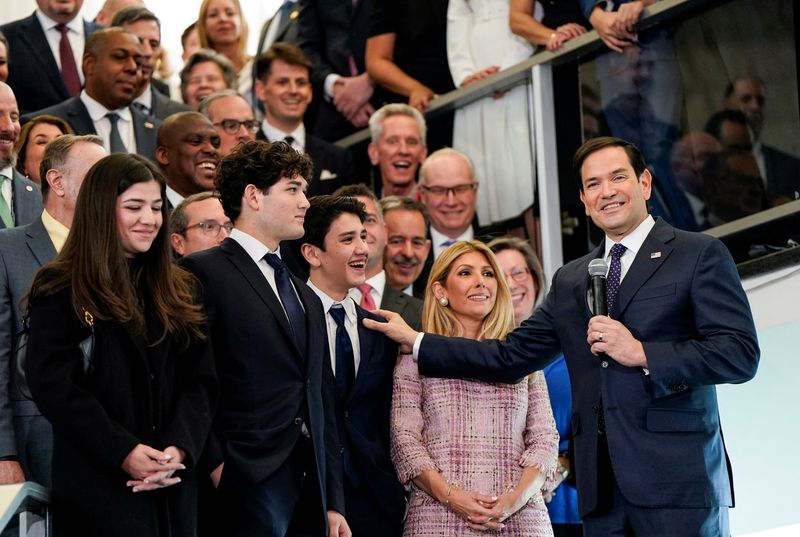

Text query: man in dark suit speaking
(366, 136), (760, 536)
(180, 140), (350, 537)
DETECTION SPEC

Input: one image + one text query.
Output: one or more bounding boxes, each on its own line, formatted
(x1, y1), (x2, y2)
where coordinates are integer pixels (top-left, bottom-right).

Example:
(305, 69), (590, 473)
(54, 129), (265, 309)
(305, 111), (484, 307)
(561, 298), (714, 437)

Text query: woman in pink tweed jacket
(391, 241), (559, 536)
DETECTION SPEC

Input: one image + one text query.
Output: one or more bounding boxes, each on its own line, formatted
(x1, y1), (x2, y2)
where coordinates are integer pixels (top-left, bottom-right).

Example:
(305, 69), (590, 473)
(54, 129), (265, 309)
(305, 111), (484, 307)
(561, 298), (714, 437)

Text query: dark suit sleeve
(297, 0), (336, 89)
(160, 330), (218, 470)
(25, 290), (140, 470)
(321, 340), (346, 514)
(178, 255), (225, 473)
(643, 239), (759, 399)
(0, 249), (18, 458)
(419, 271), (564, 382)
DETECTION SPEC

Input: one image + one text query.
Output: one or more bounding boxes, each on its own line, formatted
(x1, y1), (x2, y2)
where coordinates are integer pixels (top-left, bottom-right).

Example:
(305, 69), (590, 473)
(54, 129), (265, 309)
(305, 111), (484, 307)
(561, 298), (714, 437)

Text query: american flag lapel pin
(144, 121), (155, 130)
(650, 251), (661, 259)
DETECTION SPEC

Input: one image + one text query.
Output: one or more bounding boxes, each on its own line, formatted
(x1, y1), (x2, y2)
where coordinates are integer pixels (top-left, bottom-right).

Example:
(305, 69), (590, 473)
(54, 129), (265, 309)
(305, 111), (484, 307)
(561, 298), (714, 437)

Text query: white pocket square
(319, 169), (338, 180)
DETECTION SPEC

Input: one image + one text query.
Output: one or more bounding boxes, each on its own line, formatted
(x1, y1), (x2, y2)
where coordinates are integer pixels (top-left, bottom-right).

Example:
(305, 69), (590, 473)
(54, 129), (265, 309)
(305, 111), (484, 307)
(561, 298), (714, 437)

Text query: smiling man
(21, 27), (161, 161)
(367, 103), (428, 198)
(418, 148), (479, 259)
(155, 111), (220, 211)
(255, 43), (358, 196)
(300, 194), (406, 537)
(380, 195), (431, 301)
(368, 136), (760, 537)
(180, 140), (351, 537)
(200, 90), (257, 157)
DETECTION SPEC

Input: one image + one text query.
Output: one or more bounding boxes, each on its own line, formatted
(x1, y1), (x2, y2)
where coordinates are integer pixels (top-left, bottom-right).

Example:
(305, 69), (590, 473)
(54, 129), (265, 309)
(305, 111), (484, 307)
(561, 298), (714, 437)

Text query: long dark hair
(28, 153), (205, 346)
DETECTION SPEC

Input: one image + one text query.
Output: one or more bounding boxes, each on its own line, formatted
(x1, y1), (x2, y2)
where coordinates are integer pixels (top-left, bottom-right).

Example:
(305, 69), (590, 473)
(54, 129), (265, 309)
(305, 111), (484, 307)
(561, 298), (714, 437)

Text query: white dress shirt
(80, 90), (137, 154)
(308, 281), (362, 376)
(229, 228), (304, 318)
(0, 165), (15, 221)
(35, 9), (86, 85)
(430, 225), (474, 259)
(260, 120), (306, 153)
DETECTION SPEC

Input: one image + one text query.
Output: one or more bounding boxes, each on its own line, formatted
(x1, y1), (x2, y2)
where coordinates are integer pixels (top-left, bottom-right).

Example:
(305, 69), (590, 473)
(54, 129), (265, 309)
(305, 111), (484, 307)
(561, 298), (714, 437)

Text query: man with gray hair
(367, 103), (428, 198)
(169, 191), (232, 257)
(0, 133), (106, 487)
(199, 90), (257, 157)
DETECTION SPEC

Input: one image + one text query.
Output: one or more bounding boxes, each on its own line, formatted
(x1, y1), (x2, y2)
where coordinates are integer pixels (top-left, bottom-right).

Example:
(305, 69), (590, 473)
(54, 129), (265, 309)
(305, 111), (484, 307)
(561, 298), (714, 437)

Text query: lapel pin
(26, 185), (34, 192)
(290, 9), (299, 19)
(650, 251), (661, 259)
(144, 121), (154, 129)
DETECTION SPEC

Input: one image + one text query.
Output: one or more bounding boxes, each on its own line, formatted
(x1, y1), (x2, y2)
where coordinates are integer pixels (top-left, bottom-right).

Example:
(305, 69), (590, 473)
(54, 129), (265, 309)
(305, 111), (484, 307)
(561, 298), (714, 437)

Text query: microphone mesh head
(588, 258), (608, 277)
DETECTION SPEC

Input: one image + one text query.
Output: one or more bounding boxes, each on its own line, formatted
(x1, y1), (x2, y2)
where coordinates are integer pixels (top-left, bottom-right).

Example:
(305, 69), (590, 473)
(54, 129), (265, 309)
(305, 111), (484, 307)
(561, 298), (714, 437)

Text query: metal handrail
(335, 0), (721, 149)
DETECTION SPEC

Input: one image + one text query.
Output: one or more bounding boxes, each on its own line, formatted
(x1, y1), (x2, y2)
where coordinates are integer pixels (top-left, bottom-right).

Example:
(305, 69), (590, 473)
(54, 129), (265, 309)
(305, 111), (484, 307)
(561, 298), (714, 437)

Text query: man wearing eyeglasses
(255, 43), (358, 196)
(155, 111), (221, 211)
(200, 90), (258, 157)
(418, 148), (480, 259)
(169, 192), (233, 257)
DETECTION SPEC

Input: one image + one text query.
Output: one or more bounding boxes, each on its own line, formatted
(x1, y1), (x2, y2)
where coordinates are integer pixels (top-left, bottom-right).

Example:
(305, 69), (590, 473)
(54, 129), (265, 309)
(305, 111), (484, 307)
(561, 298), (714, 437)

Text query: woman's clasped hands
(122, 443), (186, 493)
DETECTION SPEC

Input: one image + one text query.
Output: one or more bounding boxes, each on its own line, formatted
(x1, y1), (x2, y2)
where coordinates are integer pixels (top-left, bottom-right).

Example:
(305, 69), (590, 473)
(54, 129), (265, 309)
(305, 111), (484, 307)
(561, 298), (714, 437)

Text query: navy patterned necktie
(264, 253), (306, 354)
(606, 243), (627, 311)
(329, 304), (355, 400)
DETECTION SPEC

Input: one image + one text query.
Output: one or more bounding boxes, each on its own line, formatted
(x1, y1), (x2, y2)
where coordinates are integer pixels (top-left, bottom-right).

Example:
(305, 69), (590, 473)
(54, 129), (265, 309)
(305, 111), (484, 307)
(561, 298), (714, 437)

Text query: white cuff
(324, 73), (341, 101)
(412, 333), (425, 361)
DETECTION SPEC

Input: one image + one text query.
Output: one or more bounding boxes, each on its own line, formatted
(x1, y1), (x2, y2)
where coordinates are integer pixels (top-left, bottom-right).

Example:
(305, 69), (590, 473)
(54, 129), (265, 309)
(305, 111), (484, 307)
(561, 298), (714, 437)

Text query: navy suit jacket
(332, 306), (406, 528)
(180, 238), (344, 531)
(418, 219), (759, 520)
(0, 217), (55, 466)
(22, 96), (160, 162)
(0, 13), (102, 115)
(4, 171), (43, 230)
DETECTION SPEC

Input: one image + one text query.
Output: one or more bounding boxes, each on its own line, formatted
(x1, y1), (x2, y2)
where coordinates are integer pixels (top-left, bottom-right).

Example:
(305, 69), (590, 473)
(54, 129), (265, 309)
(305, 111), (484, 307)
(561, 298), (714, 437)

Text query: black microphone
(588, 258), (607, 317)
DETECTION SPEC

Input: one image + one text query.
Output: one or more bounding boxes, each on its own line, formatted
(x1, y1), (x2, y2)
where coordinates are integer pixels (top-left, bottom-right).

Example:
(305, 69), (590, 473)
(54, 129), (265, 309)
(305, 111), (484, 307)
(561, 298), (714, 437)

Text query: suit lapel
(20, 13), (68, 99)
(352, 307), (376, 401)
(131, 105), (158, 158)
(579, 243), (605, 317)
(11, 170), (42, 227)
(67, 98), (97, 134)
(220, 239), (297, 350)
(25, 218), (57, 266)
(612, 220), (675, 318)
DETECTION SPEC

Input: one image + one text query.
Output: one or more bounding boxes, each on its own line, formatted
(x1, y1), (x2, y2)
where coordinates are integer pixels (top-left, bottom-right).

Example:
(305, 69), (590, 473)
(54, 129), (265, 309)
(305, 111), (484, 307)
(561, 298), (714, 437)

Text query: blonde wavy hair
(197, 0), (250, 67)
(422, 241), (515, 341)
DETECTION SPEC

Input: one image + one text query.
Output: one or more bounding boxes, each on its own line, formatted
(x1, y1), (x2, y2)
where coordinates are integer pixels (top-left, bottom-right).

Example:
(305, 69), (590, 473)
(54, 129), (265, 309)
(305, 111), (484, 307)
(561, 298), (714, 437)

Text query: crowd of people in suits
(0, 0), (772, 536)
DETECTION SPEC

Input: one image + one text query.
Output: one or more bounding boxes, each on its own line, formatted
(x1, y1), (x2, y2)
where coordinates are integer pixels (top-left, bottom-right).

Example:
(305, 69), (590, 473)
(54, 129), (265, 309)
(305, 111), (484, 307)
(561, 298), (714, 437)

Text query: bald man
(156, 111), (221, 211)
(94, 0), (145, 27)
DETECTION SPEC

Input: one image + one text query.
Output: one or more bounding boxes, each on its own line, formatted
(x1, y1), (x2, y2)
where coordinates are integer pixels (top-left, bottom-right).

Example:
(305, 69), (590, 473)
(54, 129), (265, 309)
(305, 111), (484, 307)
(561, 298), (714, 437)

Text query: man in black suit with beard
(180, 140), (350, 537)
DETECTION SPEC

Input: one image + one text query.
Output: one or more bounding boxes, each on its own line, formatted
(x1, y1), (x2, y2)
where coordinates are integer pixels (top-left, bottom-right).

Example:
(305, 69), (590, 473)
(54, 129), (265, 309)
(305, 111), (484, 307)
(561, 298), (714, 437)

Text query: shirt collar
(349, 270), (386, 303)
(603, 215), (655, 259)
(41, 209), (70, 253)
(229, 228), (276, 264)
(81, 90), (132, 121)
(133, 84), (153, 111)
(307, 280), (357, 321)
(260, 119), (306, 151)
(0, 165), (12, 180)
(36, 9), (84, 34)
(430, 225), (473, 249)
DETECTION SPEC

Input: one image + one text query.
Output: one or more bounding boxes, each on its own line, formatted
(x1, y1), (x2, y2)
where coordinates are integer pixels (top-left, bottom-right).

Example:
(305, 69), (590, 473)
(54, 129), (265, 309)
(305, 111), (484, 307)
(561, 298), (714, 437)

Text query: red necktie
(357, 283), (376, 311)
(56, 23), (81, 96)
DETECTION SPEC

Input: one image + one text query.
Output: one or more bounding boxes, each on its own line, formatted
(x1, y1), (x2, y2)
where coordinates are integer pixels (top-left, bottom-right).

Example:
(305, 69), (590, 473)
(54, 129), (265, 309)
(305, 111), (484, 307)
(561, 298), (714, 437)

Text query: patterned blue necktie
(606, 243), (627, 311)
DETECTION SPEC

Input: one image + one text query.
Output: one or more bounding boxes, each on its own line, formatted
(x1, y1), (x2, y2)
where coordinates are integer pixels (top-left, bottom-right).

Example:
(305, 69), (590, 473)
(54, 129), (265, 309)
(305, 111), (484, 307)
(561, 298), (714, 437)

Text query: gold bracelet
(444, 481), (459, 506)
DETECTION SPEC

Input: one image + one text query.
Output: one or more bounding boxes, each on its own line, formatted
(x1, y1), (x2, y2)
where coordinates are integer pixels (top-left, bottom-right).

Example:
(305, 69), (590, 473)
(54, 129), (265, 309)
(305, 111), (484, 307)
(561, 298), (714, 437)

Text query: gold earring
(438, 297), (449, 307)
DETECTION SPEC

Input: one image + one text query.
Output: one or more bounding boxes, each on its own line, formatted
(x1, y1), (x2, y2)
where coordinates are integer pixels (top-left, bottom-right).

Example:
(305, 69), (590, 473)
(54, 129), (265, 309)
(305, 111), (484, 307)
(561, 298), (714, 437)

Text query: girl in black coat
(25, 153), (217, 537)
